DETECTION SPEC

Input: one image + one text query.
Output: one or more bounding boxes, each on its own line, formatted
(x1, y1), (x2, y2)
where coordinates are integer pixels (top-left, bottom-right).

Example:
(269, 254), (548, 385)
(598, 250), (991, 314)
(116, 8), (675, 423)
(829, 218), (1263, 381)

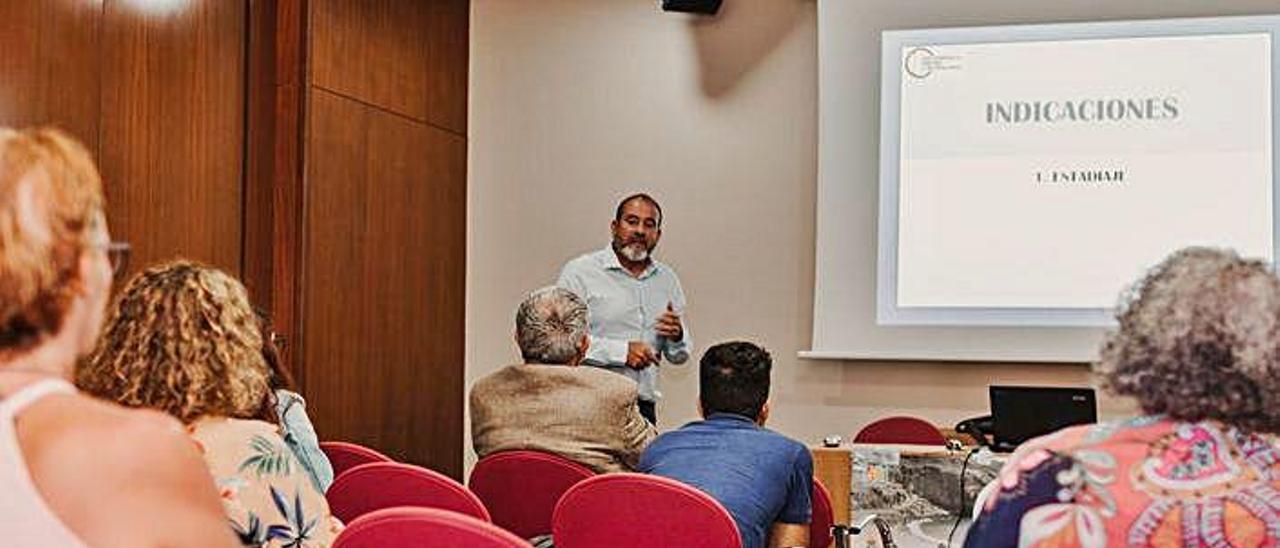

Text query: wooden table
(812, 446), (854, 525)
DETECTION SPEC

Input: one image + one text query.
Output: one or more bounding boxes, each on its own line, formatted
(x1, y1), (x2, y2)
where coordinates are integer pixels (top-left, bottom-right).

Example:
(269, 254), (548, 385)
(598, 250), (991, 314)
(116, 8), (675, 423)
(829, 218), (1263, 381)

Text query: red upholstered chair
(811, 477), (835, 548)
(553, 473), (742, 548)
(333, 507), (528, 548)
(326, 462), (491, 523)
(853, 416), (947, 445)
(320, 441), (393, 478)
(468, 450), (595, 538)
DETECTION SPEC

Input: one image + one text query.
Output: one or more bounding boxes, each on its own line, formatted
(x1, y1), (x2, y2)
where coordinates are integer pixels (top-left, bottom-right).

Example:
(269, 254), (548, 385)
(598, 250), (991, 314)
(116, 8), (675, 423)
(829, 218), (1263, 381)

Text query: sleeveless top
(0, 378), (86, 547)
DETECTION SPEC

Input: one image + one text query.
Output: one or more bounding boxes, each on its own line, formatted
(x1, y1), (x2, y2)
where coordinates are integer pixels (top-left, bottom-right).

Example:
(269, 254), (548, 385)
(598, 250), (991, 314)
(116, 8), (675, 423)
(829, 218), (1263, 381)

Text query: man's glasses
(104, 241), (131, 277)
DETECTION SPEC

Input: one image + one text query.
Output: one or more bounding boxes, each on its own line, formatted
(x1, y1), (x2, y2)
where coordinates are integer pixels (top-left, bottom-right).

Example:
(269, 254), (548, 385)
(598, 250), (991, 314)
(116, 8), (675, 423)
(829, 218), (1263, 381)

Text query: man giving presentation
(557, 193), (691, 424)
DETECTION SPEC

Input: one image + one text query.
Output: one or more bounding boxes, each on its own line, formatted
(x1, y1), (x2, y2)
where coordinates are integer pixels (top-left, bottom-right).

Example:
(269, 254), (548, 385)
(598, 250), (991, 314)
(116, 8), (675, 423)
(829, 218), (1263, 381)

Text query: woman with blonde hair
(0, 128), (234, 547)
(966, 247), (1280, 546)
(78, 261), (340, 546)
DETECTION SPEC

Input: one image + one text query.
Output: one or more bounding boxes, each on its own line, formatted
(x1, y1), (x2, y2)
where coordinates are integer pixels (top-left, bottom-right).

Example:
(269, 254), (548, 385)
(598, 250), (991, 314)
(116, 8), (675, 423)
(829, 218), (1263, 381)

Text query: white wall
(467, 0), (1280, 470)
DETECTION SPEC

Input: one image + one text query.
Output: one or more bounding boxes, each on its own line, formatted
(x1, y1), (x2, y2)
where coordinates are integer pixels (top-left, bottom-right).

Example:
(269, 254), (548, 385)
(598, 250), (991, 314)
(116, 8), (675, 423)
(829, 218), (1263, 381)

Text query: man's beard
(614, 239), (652, 262)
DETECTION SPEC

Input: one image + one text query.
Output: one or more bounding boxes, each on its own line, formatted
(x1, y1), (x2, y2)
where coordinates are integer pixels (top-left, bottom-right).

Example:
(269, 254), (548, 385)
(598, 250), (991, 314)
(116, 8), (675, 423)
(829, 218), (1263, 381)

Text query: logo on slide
(904, 47), (962, 80)
(904, 47), (936, 79)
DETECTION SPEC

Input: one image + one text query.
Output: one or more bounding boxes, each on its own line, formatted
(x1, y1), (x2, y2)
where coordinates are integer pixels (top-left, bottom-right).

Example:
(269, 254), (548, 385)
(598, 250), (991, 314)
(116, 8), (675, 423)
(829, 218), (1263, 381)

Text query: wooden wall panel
(0, 0), (101, 151)
(311, 0), (468, 133)
(423, 0), (469, 134)
(245, 0), (283, 307)
(0, 0), (471, 480)
(244, 0), (307, 382)
(303, 89), (466, 475)
(311, 0), (429, 120)
(99, 0), (247, 276)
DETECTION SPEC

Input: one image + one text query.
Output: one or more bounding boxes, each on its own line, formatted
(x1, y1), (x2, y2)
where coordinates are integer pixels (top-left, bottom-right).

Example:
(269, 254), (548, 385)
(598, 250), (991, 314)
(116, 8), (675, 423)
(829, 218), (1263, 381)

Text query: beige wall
(468, 0), (1279, 469)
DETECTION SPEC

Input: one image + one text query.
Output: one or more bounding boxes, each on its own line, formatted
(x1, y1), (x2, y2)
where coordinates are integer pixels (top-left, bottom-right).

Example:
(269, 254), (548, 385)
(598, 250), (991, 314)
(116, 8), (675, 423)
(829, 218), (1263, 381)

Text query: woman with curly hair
(0, 128), (234, 547)
(77, 261), (339, 546)
(966, 247), (1280, 547)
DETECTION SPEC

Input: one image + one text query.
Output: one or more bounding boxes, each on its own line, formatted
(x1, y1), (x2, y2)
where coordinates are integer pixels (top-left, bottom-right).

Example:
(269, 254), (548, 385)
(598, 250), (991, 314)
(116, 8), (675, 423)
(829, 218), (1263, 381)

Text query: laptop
(989, 385), (1097, 452)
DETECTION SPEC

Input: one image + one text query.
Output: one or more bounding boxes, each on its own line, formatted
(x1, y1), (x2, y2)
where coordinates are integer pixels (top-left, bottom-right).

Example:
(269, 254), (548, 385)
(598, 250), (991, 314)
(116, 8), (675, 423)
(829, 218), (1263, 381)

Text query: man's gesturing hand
(627, 341), (658, 369)
(656, 302), (683, 342)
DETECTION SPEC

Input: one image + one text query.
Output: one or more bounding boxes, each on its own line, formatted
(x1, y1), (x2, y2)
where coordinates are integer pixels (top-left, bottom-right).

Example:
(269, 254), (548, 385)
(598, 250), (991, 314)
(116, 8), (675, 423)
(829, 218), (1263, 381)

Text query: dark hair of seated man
(699, 341), (771, 422)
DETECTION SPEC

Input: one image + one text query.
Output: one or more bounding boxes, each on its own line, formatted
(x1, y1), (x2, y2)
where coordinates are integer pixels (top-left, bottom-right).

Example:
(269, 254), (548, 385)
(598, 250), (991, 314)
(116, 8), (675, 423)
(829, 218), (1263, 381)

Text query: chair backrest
(811, 477), (835, 548)
(327, 462), (491, 523)
(333, 507), (528, 548)
(469, 450), (595, 538)
(320, 441), (393, 477)
(553, 473), (742, 548)
(853, 416), (946, 445)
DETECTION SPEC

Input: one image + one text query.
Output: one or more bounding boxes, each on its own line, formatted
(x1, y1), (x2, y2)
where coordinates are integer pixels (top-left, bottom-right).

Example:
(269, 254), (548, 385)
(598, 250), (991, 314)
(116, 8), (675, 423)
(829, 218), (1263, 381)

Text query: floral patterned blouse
(965, 416), (1280, 547)
(189, 417), (342, 547)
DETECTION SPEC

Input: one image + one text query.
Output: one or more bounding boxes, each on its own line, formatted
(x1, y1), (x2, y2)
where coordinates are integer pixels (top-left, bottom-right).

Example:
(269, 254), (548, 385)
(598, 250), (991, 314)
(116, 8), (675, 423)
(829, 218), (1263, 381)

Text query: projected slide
(893, 33), (1273, 316)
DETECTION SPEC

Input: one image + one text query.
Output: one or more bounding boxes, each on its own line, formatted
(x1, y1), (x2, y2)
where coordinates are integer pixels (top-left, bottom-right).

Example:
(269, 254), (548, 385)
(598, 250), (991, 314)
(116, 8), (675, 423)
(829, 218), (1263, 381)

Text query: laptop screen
(989, 385), (1097, 450)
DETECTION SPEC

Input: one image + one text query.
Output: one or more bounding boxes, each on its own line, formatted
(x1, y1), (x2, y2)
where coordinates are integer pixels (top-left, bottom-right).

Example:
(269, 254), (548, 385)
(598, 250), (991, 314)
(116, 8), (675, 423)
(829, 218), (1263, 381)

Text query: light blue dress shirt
(557, 246), (691, 402)
(275, 389), (335, 493)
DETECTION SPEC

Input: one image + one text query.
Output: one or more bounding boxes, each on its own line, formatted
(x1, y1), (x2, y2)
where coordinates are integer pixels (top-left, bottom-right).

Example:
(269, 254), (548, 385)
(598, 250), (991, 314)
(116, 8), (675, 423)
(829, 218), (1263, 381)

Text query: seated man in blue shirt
(639, 341), (812, 548)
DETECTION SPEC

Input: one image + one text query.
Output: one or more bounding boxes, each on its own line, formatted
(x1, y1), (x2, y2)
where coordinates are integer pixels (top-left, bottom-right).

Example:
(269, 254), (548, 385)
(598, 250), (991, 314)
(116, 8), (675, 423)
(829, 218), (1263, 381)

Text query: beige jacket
(469, 364), (658, 473)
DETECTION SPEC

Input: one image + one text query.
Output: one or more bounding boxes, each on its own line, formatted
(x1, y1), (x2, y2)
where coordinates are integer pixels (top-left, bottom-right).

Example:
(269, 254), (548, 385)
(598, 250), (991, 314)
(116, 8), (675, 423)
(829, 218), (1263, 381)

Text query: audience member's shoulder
(1038, 415), (1174, 456)
(576, 365), (640, 390)
(773, 428), (811, 453)
(647, 424), (690, 446)
(47, 394), (188, 452)
(191, 415), (278, 438)
(25, 394), (201, 488)
(1002, 419), (1143, 469)
(473, 364), (628, 398)
(1019, 419), (1119, 455)
(472, 364), (524, 391)
(25, 395), (238, 547)
(756, 426), (811, 458)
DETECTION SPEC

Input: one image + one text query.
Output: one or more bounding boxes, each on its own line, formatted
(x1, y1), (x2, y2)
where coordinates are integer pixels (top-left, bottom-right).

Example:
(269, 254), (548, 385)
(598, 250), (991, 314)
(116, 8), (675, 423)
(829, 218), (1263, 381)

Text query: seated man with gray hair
(470, 286), (657, 472)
